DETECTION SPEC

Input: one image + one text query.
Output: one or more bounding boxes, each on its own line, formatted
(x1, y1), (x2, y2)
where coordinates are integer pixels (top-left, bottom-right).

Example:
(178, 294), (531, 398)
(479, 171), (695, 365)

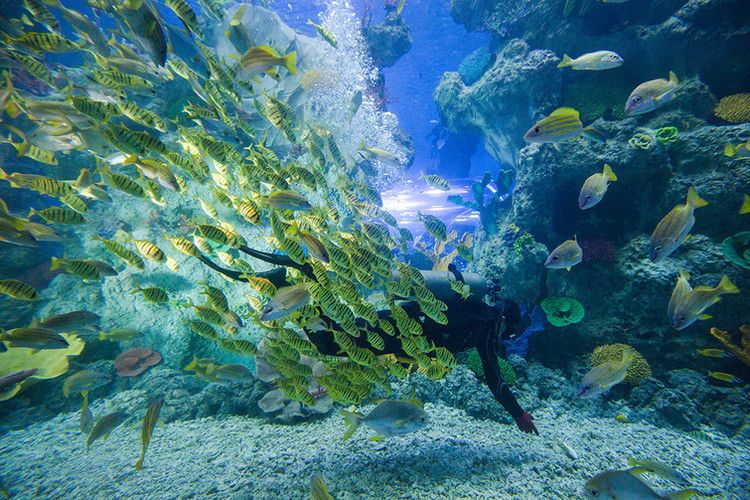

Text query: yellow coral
(590, 343), (651, 386)
(710, 325), (750, 368)
(0, 333), (85, 400)
(714, 94), (750, 124)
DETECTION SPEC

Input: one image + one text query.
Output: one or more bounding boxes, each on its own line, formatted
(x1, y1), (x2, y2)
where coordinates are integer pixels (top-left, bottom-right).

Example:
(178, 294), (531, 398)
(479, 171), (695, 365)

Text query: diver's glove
(515, 412), (539, 435)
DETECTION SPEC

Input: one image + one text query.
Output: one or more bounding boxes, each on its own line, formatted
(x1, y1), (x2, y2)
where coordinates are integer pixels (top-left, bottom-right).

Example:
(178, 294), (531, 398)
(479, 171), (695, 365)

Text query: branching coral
(710, 325), (750, 368)
(591, 343), (651, 386)
(714, 94), (750, 123)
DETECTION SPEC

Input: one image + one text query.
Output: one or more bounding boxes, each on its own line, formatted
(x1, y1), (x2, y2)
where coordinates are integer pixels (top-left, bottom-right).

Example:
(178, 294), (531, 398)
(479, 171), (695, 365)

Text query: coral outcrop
(363, 10), (413, 68)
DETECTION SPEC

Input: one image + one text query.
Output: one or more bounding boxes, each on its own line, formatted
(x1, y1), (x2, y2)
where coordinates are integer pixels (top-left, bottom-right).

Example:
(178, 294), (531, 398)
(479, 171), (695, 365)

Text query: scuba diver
(196, 248), (539, 435)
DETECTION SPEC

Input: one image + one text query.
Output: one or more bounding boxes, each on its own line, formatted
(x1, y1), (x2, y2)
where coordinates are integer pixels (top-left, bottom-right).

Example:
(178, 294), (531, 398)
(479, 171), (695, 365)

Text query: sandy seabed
(1, 403), (748, 499)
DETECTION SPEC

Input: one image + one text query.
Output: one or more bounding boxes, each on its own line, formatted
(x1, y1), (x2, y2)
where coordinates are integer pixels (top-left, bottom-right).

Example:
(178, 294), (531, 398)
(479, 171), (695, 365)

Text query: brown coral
(710, 325), (750, 368)
(114, 347), (162, 377)
(590, 343), (651, 386)
(714, 94), (750, 123)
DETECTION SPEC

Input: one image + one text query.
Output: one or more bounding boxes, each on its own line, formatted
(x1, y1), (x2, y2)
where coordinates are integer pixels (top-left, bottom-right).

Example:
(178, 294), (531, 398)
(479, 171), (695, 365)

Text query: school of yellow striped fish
(0, 0), (460, 424)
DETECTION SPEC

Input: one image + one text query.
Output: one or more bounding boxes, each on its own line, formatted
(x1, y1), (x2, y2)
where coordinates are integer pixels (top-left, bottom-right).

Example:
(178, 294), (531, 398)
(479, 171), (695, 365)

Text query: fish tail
(668, 70), (679, 85)
(602, 163), (617, 181)
(49, 256), (61, 270)
(134, 451), (145, 471)
(0, 166), (8, 181)
(557, 54), (572, 68)
(339, 410), (362, 440)
(724, 143), (736, 157)
(686, 187), (708, 209)
(717, 275), (739, 295)
(284, 51), (297, 76)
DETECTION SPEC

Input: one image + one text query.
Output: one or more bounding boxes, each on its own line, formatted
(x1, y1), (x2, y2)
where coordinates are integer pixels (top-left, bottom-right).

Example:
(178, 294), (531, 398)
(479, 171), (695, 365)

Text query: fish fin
(369, 435), (385, 442)
(717, 275), (739, 294)
(339, 410), (362, 440)
(557, 54), (572, 68)
(724, 144), (736, 157)
(741, 194), (750, 214)
(700, 314), (713, 320)
(668, 71), (679, 85)
(549, 107), (580, 120)
(686, 187), (708, 209)
(602, 163), (617, 181)
(566, 267), (571, 271)
(284, 51), (297, 76)
(666, 489), (699, 500)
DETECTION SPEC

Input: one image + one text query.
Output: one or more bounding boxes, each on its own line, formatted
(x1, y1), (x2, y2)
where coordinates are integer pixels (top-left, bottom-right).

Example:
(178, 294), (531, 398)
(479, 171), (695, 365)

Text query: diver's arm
(477, 334), (539, 435)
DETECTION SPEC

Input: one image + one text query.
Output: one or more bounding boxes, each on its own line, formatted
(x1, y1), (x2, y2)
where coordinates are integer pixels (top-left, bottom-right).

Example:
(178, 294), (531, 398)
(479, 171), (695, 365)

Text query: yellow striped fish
(239, 45), (297, 76)
(649, 187), (707, 261)
(524, 107), (583, 143)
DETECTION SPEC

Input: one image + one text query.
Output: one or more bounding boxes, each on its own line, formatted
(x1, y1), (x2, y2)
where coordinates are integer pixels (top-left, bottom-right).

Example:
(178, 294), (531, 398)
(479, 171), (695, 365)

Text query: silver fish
(341, 400), (428, 440)
(625, 71), (679, 115)
(545, 238), (583, 270)
(584, 468), (698, 499)
(579, 164), (617, 209)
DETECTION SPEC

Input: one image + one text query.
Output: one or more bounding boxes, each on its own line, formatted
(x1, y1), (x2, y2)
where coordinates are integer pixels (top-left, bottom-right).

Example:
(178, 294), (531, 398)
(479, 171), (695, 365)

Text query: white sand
(1, 403), (747, 499)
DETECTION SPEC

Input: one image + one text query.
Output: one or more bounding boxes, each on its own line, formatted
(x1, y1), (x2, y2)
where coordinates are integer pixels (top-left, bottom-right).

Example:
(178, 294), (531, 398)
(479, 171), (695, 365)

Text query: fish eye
(590, 490), (597, 496)
(552, 256), (559, 260)
(534, 127), (540, 133)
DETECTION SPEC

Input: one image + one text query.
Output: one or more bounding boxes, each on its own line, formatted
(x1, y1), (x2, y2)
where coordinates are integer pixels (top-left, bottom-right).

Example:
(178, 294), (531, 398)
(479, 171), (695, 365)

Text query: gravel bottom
(1, 403), (748, 499)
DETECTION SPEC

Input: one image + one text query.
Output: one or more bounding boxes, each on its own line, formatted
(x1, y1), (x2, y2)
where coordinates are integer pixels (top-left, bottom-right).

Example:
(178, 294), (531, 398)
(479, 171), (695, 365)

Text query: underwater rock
(435, 39), (559, 166)
(363, 10), (413, 68)
(721, 232), (750, 270)
(458, 46), (495, 86)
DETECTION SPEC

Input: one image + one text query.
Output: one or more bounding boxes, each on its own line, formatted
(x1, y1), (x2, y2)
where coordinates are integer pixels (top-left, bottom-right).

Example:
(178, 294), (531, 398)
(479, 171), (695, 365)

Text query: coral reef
(114, 348), (162, 377)
(562, 73), (631, 122)
(709, 325), (750, 368)
(714, 94), (750, 124)
(540, 296), (584, 327)
(721, 231), (750, 269)
(590, 344), (651, 386)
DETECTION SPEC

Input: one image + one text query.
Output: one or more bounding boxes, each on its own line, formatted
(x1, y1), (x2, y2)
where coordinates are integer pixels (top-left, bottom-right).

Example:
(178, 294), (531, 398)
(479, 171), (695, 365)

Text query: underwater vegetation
(540, 296), (584, 327)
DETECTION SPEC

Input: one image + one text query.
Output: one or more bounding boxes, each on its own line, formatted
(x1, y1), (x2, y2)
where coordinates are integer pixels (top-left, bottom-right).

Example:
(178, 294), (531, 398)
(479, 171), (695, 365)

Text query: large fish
(584, 468), (698, 499)
(117, 0), (167, 67)
(649, 187), (707, 261)
(545, 238), (583, 270)
(340, 400), (428, 440)
(668, 273), (739, 330)
(625, 71), (679, 116)
(578, 349), (633, 398)
(0, 327), (69, 350)
(239, 45), (297, 77)
(524, 107), (583, 143)
(33, 310), (100, 333)
(261, 284), (310, 321)
(557, 51), (623, 71)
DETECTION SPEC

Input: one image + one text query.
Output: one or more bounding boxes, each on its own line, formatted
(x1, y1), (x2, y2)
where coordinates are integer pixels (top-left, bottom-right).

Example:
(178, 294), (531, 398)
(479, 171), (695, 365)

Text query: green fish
(63, 370), (111, 398)
(0, 327), (69, 350)
(649, 187), (708, 261)
(340, 400), (429, 440)
(584, 468), (697, 499)
(668, 272), (739, 330)
(33, 310), (100, 333)
(724, 140), (750, 160)
(311, 474), (335, 500)
(265, 190), (312, 211)
(135, 397), (163, 470)
(87, 411), (128, 453)
(80, 390), (94, 434)
(524, 107), (583, 143)
(261, 284), (310, 321)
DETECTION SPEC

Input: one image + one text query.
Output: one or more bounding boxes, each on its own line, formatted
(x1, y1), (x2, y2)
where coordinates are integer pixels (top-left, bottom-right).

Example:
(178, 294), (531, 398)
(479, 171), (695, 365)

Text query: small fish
(669, 273), (739, 330)
(724, 141), (750, 160)
(0, 369), (38, 392)
(584, 469), (698, 499)
(557, 51), (623, 70)
(261, 284), (311, 321)
(649, 187), (708, 261)
(707, 371), (742, 384)
(614, 414), (629, 423)
(579, 164), (617, 209)
(340, 400), (428, 440)
(625, 71), (679, 116)
(265, 190), (312, 211)
(695, 348), (731, 359)
(524, 107), (583, 143)
(578, 349), (633, 398)
(421, 173), (451, 191)
(311, 474), (335, 500)
(545, 237), (583, 270)
(349, 90), (362, 121)
(0, 327), (69, 350)
(98, 328), (143, 342)
(63, 370), (111, 398)
(307, 20), (338, 48)
(135, 397), (163, 470)
(33, 310), (100, 333)
(80, 390), (94, 434)
(239, 45), (297, 76)
(0, 279), (40, 300)
(86, 411), (128, 453)
(357, 142), (398, 162)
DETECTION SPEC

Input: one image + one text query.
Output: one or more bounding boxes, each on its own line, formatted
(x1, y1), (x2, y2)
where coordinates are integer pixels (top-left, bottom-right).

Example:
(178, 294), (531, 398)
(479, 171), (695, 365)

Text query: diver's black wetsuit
(304, 299), (538, 435)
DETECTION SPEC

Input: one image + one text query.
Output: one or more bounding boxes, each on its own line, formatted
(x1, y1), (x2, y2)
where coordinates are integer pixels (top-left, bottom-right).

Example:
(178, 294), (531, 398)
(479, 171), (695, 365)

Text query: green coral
(628, 133), (654, 150)
(461, 348), (516, 385)
(655, 126), (678, 143)
(721, 231), (750, 269)
(514, 232), (536, 256)
(562, 73), (631, 122)
(590, 343), (651, 386)
(540, 296), (584, 327)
